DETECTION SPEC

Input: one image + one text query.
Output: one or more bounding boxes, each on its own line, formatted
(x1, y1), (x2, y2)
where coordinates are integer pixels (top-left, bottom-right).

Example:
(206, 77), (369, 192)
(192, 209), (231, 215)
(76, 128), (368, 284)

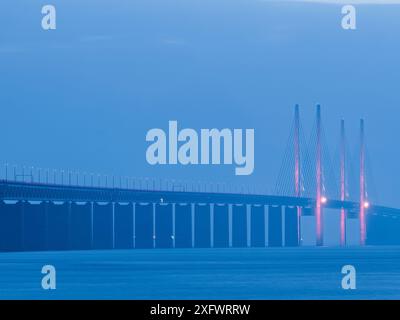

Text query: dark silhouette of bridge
(1, 105), (399, 251)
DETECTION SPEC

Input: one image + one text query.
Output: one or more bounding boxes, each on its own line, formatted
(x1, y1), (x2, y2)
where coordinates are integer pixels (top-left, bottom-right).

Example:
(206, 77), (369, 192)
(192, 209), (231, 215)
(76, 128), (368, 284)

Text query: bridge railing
(0, 164), (270, 196)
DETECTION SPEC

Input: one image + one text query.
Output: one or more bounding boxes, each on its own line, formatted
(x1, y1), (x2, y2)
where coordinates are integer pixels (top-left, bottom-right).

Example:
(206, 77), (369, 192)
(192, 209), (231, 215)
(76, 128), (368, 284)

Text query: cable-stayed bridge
(1, 105), (399, 251)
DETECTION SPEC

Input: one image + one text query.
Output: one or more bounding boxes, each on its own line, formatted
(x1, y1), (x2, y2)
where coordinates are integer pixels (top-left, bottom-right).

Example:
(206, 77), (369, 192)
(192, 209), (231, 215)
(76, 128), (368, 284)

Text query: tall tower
(294, 104), (301, 245)
(316, 105), (323, 246)
(359, 119), (366, 245)
(340, 119), (347, 246)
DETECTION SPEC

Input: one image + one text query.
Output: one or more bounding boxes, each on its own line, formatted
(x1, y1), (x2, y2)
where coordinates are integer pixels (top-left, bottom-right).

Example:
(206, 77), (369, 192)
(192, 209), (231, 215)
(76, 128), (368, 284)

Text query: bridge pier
(194, 203), (211, 248)
(0, 201), (23, 251)
(135, 203), (153, 249)
(284, 206), (299, 247)
(268, 205), (283, 247)
(70, 202), (91, 250)
(155, 203), (173, 248)
(175, 203), (192, 248)
(213, 203), (229, 248)
(114, 202), (134, 249)
(250, 204), (266, 247)
(367, 212), (400, 245)
(47, 201), (69, 250)
(22, 201), (47, 251)
(92, 202), (113, 249)
(232, 204), (247, 247)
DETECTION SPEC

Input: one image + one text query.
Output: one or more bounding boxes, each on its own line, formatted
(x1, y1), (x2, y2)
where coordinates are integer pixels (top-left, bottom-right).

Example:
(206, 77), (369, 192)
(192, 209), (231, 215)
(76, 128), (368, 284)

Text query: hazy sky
(1, 0), (399, 219)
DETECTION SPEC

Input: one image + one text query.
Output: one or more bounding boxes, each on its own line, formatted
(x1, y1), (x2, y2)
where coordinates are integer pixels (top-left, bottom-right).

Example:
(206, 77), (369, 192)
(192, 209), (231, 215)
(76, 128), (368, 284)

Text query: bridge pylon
(340, 119), (347, 246)
(315, 105), (324, 246)
(359, 119), (367, 245)
(294, 104), (301, 246)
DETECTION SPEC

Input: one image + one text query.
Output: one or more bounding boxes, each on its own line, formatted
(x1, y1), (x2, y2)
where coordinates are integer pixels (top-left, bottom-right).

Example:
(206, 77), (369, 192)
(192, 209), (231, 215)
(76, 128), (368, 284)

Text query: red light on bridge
(364, 201), (370, 209)
(320, 196), (327, 204)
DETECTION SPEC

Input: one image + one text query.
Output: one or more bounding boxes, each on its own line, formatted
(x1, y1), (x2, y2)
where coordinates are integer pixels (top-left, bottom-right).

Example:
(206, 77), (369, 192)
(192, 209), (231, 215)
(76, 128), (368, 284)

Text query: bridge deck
(0, 180), (398, 216)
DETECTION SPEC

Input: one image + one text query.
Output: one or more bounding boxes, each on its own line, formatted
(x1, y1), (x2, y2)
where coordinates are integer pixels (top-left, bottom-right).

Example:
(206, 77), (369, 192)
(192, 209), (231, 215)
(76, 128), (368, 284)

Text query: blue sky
(1, 0), (400, 215)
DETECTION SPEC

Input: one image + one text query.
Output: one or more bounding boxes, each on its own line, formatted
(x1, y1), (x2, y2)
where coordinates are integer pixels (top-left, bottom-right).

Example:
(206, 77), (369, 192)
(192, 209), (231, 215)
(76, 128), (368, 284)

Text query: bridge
(1, 105), (399, 251)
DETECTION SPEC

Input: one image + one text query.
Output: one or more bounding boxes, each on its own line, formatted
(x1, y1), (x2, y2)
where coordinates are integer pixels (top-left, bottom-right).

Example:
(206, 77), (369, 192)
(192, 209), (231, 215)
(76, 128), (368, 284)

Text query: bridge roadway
(0, 180), (399, 251)
(0, 180), (399, 214)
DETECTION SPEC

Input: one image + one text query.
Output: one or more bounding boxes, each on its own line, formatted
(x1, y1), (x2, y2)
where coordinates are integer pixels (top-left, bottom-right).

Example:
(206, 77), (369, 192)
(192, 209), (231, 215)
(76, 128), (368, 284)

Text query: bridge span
(1, 104), (399, 251)
(0, 180), (399, 252)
